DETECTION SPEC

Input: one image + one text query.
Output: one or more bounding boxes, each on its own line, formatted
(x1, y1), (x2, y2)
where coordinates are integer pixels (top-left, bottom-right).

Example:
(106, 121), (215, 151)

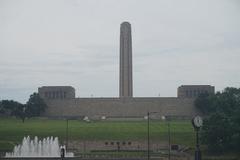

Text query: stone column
(119, 22), (133, 97)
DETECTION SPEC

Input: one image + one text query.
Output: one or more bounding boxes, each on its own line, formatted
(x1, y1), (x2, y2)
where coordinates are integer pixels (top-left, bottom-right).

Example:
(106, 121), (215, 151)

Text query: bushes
(195, 87), (240, 153)
(0, 93), (47, 122)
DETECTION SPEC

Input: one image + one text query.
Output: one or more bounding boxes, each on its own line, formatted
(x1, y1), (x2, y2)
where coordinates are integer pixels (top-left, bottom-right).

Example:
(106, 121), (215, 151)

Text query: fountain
(5, 136), (74, 157)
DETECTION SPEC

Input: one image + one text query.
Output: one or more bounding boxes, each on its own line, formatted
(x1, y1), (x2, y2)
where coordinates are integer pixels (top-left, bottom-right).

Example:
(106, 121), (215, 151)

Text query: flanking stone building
(38, 86), (75, 100)
(38, 22), (215, 119)
(178, 85), (214, 98)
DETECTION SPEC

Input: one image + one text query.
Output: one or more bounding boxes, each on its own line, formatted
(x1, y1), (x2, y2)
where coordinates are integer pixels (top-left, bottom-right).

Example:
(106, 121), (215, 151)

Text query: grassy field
(1, 118), (239, 160)
(0, 117), (195, 151)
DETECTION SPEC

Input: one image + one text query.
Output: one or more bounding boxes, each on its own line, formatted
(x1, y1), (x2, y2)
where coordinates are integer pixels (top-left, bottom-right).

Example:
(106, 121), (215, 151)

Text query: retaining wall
(43, 97), (199, 119)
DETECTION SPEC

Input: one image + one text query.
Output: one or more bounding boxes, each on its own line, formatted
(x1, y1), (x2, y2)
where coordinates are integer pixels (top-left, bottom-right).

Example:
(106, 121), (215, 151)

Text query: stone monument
(119, 22), (133, 97)
(37, 22), (211, 119)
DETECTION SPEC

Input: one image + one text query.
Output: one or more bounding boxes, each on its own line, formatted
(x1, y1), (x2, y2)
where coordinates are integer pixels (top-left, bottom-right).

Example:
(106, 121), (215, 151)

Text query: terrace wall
(43, 97), (199, 119)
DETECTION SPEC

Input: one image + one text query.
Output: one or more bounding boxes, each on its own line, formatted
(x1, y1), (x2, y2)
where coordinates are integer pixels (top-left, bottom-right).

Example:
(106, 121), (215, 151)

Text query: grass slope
(0, 117), (195, 151)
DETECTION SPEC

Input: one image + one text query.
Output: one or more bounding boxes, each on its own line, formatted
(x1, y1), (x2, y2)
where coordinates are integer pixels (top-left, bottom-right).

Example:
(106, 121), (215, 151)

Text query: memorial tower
(119, 22), (133, 97)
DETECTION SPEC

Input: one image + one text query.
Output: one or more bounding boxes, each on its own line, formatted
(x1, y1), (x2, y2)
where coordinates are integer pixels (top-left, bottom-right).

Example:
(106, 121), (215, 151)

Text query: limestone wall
(177, 85), (215, 98)
(44, 97), (199, 119)
(38, 86), (75, 100)
(68, 140), (169, 152)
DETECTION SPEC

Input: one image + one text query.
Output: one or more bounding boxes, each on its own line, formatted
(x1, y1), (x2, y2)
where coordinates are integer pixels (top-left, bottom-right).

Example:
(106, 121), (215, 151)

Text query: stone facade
(177, 85), (215, 98)
(42, 94), (199, 119)
(120, 22), (133, 97)
(38, 86), (75, 100)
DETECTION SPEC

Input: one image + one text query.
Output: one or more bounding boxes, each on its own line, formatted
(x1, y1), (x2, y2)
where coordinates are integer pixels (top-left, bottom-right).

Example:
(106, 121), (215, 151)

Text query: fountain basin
(5, 136), (74, 158)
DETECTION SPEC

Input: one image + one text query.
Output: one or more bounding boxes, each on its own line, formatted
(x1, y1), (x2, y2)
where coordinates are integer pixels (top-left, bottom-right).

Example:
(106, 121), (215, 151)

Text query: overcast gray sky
(0, 0), (240, 103)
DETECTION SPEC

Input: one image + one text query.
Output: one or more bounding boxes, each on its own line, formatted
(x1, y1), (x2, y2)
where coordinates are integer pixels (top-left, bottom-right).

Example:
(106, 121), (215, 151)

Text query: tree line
(0, 93), (47, 122)
(195, 87), (240, 153)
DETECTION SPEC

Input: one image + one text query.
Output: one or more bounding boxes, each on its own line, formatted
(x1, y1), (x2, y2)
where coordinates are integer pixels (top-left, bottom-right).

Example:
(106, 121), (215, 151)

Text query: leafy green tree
(0, 100), (27, 122)
(214, 88), (240, 115)
(197, 87), (240, 153)
(0, 93), (47, 121)
(0, 100), (23, 116)
(12, 104), (27, 123)
(195, 93), (213, 114)
(0, 102), (4, 114)
(230, 106), (240, 151)
(25, 93), (47, 117)
(201, 112), (234, 152)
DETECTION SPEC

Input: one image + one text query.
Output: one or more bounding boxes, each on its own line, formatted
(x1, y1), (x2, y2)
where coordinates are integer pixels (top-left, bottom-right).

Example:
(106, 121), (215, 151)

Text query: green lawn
(0, 117), (195, 151)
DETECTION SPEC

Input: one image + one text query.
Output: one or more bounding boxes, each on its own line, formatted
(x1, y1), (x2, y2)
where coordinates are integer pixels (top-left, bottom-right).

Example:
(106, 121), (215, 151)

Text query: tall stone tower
(120, 22), (133, 97)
